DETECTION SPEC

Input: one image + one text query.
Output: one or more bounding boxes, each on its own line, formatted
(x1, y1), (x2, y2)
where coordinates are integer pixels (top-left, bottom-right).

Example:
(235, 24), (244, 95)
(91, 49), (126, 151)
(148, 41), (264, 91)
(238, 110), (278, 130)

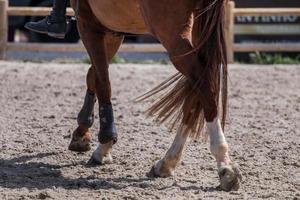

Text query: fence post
(0, 0), (8, 60)
(225, 1), (235, 63)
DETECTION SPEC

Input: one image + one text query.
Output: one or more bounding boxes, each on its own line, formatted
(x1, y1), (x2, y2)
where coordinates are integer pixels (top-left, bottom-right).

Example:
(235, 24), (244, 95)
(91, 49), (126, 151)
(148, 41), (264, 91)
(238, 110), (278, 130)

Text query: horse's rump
(138, 0), (228, 139)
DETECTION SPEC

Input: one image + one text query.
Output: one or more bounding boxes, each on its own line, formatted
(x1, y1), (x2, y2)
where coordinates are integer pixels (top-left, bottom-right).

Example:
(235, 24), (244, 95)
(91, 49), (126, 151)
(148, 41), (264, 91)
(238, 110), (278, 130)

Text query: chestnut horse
(68, 0), (242, 191)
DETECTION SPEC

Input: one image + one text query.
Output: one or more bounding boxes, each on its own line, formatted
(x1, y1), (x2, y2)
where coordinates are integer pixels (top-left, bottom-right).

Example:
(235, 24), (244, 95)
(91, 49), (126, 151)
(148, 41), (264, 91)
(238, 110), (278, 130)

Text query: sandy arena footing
(0, 61), (299, 199)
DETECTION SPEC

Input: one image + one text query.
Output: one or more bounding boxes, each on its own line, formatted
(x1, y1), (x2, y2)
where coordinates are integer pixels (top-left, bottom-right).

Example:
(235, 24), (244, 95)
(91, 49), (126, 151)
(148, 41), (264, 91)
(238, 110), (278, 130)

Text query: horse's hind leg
(148, 126), (189, 177)
(207, 118), (242, 191)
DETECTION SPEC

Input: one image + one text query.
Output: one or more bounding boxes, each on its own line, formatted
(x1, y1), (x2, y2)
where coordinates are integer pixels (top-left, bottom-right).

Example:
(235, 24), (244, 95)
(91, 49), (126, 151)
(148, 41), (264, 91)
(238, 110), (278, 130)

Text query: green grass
(83, 55), (170, 65)
(248, 53), (300, 65)
(82, 57), (92, 64)
(84, 53), (300, 65)
(111, 56), (126, 64)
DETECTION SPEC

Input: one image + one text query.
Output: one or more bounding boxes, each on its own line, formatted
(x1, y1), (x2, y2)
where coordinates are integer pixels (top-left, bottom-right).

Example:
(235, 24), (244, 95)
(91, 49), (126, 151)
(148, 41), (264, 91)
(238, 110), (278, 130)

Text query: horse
(68, 0), (242, 191)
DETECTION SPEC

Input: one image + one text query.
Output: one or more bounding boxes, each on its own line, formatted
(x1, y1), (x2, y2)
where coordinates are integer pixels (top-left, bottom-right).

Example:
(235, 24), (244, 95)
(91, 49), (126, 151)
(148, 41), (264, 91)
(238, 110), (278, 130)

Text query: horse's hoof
(147, 161), (174, 178)
(218, 163), (242, 191)
(68, 133), (92, 153)
(147, 165), (158, 178)
(86, 146), (113, 166)
(86, 155), (113, 166)
(86, 156), (103, 166)
(68, 141), (91, 152)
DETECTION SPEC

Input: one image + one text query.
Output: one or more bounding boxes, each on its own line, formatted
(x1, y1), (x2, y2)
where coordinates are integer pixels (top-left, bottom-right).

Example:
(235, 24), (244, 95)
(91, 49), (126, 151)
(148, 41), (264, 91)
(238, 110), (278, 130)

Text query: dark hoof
(68, 127), (92, 152)
(218, 163), (242, 191)
(147, 165), (158, 178)
(86, 157), (103, 166)
(68, 142), (91, 153)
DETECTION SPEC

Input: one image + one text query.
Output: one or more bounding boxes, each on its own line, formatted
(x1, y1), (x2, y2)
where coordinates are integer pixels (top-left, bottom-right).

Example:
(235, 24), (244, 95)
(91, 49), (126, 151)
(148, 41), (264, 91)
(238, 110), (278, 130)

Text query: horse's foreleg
(88, 141), (114, 165)
(69, 13), (123, 154)
(77, 66), (97, 129)
(69, 67), (96, 152)
(75, 18), (123, 164)
(207, 118), (242, 191)
(148, 126), (189, 177)
(69, 35), (123, 153)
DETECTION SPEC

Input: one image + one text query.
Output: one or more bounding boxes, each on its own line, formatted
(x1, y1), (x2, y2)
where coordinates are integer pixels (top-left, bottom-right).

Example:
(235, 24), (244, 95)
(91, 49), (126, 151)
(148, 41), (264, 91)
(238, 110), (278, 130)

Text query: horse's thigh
(140, 4), (195, 76)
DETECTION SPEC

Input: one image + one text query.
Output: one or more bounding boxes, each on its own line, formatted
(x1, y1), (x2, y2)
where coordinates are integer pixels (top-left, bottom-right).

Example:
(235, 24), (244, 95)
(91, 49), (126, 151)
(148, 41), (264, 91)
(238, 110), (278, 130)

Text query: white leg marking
(165, 125), (188, 165)
(154, 125), (189, 176)
(207, 118), (242, 191)
(91, 141), (113, 164)
(207, 118), (231, 167)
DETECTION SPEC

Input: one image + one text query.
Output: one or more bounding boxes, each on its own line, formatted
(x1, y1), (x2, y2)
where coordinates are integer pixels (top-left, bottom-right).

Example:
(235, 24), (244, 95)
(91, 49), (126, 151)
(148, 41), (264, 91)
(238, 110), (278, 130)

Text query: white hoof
(87, 145), (113, 166)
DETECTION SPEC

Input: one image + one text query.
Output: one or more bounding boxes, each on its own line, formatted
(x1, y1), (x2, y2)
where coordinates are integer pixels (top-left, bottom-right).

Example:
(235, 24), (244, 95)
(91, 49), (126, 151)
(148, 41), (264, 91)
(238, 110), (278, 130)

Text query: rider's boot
(24, 0), (68, 39)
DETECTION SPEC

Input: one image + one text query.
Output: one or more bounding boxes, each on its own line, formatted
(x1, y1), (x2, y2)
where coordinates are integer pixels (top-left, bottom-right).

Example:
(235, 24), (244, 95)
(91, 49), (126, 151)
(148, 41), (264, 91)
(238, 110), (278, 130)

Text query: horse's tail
(137, 0), (228, 138)
(193, 0), (228, 130)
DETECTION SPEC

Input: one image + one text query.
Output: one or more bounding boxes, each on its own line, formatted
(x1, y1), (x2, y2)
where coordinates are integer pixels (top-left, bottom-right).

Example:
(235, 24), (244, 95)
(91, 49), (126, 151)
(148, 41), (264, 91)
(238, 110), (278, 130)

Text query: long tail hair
(137, 0), (228, 138)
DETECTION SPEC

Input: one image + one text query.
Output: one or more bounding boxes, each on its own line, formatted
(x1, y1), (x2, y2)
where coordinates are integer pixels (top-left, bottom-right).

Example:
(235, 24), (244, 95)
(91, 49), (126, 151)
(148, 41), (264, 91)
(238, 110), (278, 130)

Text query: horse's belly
(88, 0), (148, 34)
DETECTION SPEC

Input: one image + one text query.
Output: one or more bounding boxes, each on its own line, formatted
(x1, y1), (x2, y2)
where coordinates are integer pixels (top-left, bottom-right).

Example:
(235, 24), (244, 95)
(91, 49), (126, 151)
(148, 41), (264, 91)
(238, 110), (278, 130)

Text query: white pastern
(92, 141), (113, 164)
(207, 118), (231, 167)
(207, 118), (242, 191)
(153, 126), (189, 177)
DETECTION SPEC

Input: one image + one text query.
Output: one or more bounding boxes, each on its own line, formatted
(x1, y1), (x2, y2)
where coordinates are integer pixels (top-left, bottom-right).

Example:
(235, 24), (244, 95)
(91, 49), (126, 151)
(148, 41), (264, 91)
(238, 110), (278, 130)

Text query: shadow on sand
(0, 152), (219, 192)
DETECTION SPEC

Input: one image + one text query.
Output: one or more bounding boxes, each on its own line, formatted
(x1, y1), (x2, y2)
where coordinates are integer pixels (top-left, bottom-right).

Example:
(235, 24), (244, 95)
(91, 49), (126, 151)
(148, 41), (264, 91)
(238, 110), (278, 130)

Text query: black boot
(77, 91), (96, 128)
(24, 0), (68, 39)
(98, 104), (118, 144)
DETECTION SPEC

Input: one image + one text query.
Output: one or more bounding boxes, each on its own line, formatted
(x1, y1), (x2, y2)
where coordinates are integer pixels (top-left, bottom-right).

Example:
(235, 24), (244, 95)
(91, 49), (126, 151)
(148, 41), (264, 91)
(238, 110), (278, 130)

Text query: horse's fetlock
(210, 142), (228, 158)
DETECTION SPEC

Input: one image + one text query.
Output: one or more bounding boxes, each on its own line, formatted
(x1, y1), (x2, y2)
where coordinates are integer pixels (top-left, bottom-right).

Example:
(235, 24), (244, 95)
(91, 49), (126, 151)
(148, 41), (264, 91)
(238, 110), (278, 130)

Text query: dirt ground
(0, 61), (299, 200)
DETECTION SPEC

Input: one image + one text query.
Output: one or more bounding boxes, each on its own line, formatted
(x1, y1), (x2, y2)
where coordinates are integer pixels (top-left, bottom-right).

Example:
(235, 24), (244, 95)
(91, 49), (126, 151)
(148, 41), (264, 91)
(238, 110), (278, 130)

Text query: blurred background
(6, 0), (300, 63)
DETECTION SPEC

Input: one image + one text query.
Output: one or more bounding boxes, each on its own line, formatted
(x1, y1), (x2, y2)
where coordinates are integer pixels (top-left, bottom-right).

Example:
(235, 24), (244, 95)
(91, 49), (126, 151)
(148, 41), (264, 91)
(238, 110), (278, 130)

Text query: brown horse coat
(67, 0), (242, 192)
(71, 0), (227, 138)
